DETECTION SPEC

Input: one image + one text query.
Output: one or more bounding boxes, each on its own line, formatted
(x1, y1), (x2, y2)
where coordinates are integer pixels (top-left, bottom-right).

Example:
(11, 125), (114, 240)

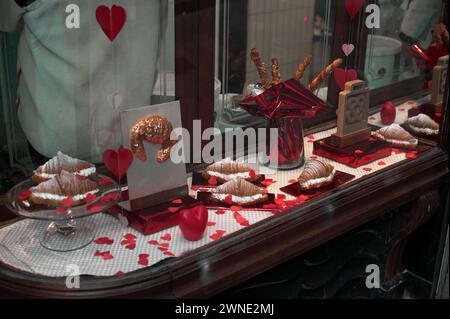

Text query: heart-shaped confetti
(378, 161), (386, 166)
(215, 210), (226, 215)
(392, 148), (404, 155)
(363, 167), (372, 172)
(148, 240), (159, 246)
(276, 194), (286, 200)
(230, 205), (242, 212)
(18, 189), (31, 201)
(172, 199), (183, 204)
(160, 233), (172, 241)
(115, 271), (125, 277)
(87, 205), (103, 213)
(164, 251), (175, 257)
(224, 195), (233, 205)
(94, 237), (114, 245)
(167, 207), (179, 213)
(157, 246), (168, 251)
(288, 179), (298, 184)
(207, 221), (216, 227)
(138, 254), (149, 266)
(354, 149), (364, 155)
(307, 135), (315, 140)
(342, 43), (355, 56)
(406, 152), (418, 159)
(262, 203), (278, 209)
(249, 169), (256, 178)
(233, 212), (250, 227)
(210, 230), (226, 241)
(95, 250), (114, 260)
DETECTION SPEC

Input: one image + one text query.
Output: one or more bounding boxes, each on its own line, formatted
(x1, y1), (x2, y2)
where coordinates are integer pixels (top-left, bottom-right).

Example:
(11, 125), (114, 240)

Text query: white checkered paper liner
(0, 115), (417, 277)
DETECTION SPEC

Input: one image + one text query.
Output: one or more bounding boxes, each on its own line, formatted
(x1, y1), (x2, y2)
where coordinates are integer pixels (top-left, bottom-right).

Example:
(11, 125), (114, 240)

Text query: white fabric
(0, 121), (418, 277)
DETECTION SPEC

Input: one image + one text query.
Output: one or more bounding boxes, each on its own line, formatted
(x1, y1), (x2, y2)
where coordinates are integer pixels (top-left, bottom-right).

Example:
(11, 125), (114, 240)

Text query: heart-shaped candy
(178, 205), (208, 241)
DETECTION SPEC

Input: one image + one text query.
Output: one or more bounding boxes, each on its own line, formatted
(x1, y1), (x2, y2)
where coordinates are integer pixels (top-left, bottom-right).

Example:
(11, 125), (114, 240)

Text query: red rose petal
(148, 240), (159, 246)
(171, 199), (183, 204)
(207, 221), (216, 227)
(164, 251), (175, 257)
(363, 167), (372, 172)
(288, 179), (297, 184)
(85, 193), (97, 204)
(167, 207), (179, 213)
(160, 233), (172, 241)
(233, 212), (250, 227)
(215, 210), (226, 215)
(94, 237), (114, 245)
(61, 197), (74, 207)
(276, 194), (286, 200)
(210, 230), (226, 241)
(230, 205), (242, 212)
(124, 233), (137, 241)
(378, 161), (386, 166)
(18, 189), (31, 201)
(208, 176), (218, 186)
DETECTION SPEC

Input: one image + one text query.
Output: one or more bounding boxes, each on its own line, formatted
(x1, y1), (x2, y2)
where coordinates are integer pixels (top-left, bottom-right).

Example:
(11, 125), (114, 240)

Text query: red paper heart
(345, 0), (365, 18)
(178, 205), (208, 241)
(96, 5), (127, 42)
(334, 68), (358, 90)
(103, 146), (133, 181)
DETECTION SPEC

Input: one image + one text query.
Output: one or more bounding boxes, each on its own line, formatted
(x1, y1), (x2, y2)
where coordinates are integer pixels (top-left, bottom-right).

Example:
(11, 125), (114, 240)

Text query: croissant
(211, 178), (268, 206)
(298, 160), (335, 190)
(374, 124), (418, 149)
(405, 114), (440, 136)
(202, 160), (258, 183)
(130, 115), (177, 163)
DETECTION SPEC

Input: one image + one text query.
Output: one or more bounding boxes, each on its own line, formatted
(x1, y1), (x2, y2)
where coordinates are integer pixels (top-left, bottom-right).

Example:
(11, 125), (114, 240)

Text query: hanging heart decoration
(342, 44), (355, 56)
(333, 68), (358, 90)
(345, 0), (365, 18)
(96, 5), (127, 42)
(102, 145), (134, 181)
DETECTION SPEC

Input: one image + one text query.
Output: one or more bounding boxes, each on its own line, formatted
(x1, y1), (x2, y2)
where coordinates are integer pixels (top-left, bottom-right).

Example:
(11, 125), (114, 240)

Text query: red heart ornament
(96, 5), (127, 42)
(334, 68), (358, 90)
(178, 205), (208, 241)
(345, 0), (365, 18)
(103, 146), (133, 181)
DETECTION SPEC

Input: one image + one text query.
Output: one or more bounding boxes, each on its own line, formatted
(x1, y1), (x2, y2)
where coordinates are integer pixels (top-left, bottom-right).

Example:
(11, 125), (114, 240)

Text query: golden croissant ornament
(130, 115), (177, 163)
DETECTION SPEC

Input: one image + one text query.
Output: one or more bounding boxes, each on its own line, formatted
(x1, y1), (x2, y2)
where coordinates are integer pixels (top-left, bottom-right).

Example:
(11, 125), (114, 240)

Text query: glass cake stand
(5, 174), (121, 252)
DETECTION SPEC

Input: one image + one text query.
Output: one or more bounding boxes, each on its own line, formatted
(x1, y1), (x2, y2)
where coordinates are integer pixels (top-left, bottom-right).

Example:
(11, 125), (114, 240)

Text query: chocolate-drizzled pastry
(297, 160), (335, 191)
(210, 178), (268, 206)
(202, 160), (258, 183)
(32, 151), (96, 185)
(405, 114), (440, 136)
(374, 124), (418, 149)
(28, 171), (99, 207)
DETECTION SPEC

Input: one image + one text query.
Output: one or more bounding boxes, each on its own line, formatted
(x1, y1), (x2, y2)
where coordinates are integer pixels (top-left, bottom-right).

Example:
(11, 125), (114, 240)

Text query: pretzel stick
(294, 55), (313, 81)
(271, 58), (281, 85)
(250, 48), (270, 88)
(308, 58), (343, 92)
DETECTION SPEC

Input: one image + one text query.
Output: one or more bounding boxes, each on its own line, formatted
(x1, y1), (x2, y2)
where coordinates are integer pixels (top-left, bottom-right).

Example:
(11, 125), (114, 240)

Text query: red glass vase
(262, 116), (305, 170)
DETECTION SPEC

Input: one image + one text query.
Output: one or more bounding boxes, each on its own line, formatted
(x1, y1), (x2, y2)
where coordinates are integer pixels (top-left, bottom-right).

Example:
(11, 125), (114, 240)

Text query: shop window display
(0, 0), (448, 301)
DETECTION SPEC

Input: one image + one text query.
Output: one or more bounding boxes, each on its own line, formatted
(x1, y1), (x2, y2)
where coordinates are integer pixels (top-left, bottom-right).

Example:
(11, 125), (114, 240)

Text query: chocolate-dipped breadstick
(308, 58), (343, 92)
(271, 58), (281, 85)
(294, 55), (313, 81)
(250, 48), (271, 88)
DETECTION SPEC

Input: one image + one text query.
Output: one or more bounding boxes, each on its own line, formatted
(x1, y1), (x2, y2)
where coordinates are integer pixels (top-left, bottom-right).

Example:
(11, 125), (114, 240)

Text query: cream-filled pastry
(297, 160), (335, 191)
(374, 124), (418, 149)
(405, 114), (439, 136)
(202, 160), (258, 183)
(210, 178), (268, 206)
